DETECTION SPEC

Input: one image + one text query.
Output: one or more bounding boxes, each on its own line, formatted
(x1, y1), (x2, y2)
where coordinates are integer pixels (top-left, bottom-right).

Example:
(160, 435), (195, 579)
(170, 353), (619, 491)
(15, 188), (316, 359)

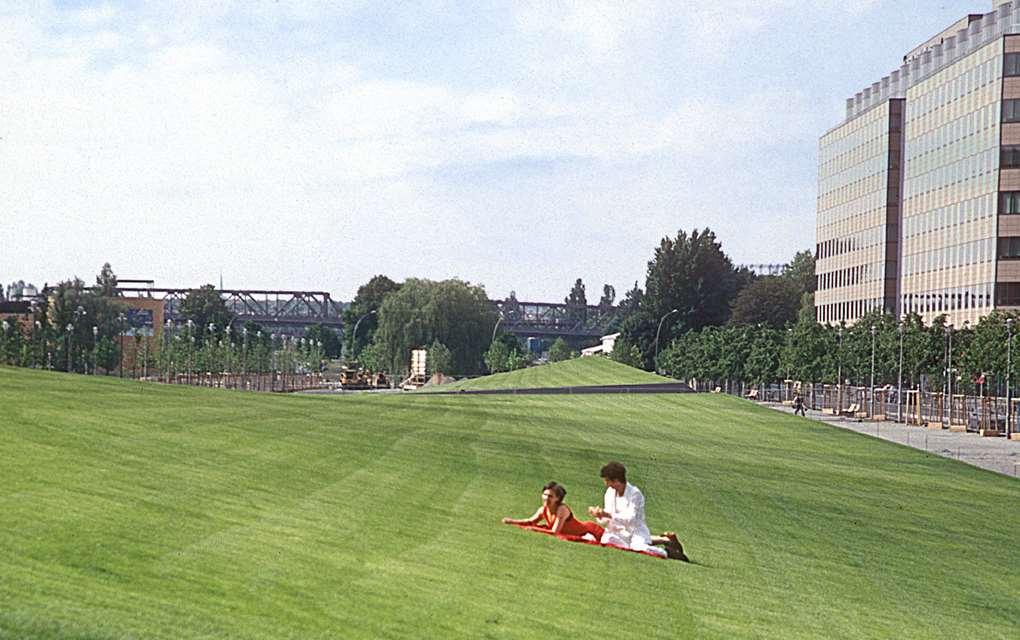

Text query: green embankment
(429, 356), (670, 391)
(1, 365), (1018, 639)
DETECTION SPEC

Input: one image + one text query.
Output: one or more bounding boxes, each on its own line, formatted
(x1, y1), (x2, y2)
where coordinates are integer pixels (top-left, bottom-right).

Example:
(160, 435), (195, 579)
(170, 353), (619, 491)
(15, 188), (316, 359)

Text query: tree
(484, 340), (511, 374)
(782, 250), (816, 295)
(371, 278), (496, 375)
(729, 277), (800, 328)
(610, 338), (645, 369)
(94, 263), (120, 297)
(565, 278), (587, 306)
(618, 282), (643, 315)
(304, 324), (341, 359)
(179, 285), (234, 346)
(548, 337), (574, 362)
(598, 284), (616, 308)
(427, 340), (453, 375)
(343, 275), (401, 357)
(565, 278), (587, 325)
(624, 228), (749, 368)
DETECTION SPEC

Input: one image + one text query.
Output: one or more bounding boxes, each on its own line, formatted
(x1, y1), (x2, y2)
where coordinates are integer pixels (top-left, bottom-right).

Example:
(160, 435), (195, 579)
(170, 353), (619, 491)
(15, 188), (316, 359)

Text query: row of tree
(0, 264), (342, 375)
(655, 306), (1020, 395)
(606, 228), (815, 370)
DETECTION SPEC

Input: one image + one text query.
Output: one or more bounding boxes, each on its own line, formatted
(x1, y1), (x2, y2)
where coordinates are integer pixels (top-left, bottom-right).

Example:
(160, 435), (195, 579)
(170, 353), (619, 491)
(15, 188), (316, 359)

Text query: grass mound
(432, 356), (669, 391)
(1, 366), (1018, 639)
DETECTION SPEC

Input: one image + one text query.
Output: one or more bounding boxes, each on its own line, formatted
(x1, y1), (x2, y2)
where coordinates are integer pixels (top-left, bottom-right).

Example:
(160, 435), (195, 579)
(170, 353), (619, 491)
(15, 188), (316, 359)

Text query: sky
(0, 0), (994, 302)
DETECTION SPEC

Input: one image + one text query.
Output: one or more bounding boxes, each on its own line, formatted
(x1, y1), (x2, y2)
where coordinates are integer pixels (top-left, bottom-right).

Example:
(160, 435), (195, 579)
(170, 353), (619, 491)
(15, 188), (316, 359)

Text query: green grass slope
(1, 366), (1018, 639)
(430, 356), (670, 391)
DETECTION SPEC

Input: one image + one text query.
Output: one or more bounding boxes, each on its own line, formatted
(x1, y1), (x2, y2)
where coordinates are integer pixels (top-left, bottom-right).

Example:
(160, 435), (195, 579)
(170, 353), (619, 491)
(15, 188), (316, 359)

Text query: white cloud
(0, 0), (884, 298)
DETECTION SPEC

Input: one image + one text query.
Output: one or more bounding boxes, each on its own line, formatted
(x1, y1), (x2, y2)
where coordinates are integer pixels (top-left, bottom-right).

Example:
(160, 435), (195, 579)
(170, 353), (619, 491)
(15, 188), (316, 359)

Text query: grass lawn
(428, 356), (670, 391)
(1, 363), (1018, 639)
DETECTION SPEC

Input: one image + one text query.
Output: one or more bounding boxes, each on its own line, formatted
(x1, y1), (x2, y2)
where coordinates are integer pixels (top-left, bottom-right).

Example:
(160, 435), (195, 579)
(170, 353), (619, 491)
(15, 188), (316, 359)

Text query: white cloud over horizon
(0, 1), (980, 301)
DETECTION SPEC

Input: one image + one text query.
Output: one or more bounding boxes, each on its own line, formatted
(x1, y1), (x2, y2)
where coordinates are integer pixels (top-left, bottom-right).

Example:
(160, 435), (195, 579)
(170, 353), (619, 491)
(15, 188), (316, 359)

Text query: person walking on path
(793, 393), (806, 417)
(588, 461), (688, 561)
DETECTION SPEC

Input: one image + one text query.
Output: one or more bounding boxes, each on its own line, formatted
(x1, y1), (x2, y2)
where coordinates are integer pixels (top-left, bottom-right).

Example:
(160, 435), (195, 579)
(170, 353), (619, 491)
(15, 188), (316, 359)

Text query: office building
(816, 1), (1020, 326)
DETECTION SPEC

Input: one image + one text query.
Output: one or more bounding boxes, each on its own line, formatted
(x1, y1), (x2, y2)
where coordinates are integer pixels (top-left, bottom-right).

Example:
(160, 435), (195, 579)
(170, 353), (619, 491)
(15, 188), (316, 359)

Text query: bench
(745, 389), (759, 400)
(840, 403), (862, 418)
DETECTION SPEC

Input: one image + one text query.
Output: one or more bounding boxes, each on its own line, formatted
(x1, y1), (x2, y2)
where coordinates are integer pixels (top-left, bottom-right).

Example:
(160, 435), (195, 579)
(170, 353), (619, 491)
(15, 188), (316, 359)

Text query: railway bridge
(112, 287), (618, 343)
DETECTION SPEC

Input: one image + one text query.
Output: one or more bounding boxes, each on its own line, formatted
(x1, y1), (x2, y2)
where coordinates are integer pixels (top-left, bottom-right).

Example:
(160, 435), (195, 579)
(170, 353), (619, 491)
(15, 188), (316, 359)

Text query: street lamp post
(34, 320), (43, 369)
(490, 312), (503, 345)
(1, 320), (9, 365)
(186, 319), (195, 385)
(654, 308), (680, 375)
(65, 323), (74, 373)
(92, 326), (98, 375)
(869, 324), (877, 418)
(242, 326), (248, 380)
(72, 306), (86, 373)
(944, 324), (953, 428)
(837, 326), (843, 413)
(897, 320), (905, 423)
(1007, 318), (1014, 438)
(350, 310), (377, 362)
(117, 313), (127, 378)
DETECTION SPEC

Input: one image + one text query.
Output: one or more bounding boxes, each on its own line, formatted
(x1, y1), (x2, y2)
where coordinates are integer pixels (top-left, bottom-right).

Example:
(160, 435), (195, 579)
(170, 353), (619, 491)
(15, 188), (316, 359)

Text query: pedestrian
(793, 392), (806, 416)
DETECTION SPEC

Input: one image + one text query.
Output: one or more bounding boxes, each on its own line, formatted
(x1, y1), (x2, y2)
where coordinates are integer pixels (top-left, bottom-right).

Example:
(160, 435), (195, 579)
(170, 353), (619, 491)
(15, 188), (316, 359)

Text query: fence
(695, 379), (1016, 436)
(159, 371), (329, 393)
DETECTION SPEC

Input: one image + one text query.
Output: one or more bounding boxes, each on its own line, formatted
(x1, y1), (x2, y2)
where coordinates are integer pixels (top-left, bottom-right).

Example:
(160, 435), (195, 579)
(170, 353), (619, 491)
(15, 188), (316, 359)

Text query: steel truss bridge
(114, 288), (344, 336)
(112, 288), (617, 342)
(496, 300), (617, 340)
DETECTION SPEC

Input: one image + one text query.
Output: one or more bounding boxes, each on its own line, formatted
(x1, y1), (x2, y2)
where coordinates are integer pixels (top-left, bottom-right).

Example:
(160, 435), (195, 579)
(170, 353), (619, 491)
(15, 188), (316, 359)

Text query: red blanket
(507, 523), (666, 559)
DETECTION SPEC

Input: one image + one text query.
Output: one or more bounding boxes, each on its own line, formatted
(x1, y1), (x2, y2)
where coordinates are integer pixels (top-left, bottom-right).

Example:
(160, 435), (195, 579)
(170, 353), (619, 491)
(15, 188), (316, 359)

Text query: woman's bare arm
(502, 506), (544, 525)
(550, 505), (572, 534)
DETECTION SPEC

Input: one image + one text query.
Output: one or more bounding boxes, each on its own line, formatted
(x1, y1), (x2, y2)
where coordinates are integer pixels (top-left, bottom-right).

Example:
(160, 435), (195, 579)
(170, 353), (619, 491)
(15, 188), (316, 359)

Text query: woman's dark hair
(543, 481), (566, 502)
(600, 461), (627, 483)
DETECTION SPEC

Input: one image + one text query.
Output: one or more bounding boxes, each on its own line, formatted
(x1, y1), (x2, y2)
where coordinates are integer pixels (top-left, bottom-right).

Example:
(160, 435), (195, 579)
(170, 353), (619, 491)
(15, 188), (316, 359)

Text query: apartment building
(816, 1), (1020, 326)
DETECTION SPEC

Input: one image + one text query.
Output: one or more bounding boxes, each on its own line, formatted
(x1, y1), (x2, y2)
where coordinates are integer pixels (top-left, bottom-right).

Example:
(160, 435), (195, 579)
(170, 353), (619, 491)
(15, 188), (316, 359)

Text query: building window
(996, 283), (1020, 307)
(1004, 99), (1020, 123)
(1004, 146), (1020, 169)
(1002, 192), (1020, 214)
(999, 237), (1020, 259)
(1007, 53), (1020, 77)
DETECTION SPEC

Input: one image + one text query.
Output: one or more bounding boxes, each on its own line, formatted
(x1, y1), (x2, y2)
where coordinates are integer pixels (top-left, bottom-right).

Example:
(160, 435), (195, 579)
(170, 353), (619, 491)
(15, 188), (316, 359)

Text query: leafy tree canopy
(547, 337), (574, 362)
(343, 275), (402, 357)
(729, 276), (801, 329)
(371, 278), (496, 376)
(180, 285), (234, 345)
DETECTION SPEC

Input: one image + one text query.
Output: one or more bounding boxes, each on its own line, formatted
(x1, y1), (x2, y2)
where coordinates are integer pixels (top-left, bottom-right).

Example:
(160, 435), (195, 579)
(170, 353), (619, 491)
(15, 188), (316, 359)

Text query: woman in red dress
(502, 482), (604, 539)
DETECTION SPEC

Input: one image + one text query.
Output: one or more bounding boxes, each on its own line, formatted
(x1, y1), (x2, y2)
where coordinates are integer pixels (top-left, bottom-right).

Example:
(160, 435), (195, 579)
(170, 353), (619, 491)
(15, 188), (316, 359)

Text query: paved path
(764, 403), (1020, 478)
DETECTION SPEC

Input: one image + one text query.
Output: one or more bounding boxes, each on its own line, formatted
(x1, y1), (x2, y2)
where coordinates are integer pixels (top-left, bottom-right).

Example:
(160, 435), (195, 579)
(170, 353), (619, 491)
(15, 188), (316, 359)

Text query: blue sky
(0, 1), (991, 302)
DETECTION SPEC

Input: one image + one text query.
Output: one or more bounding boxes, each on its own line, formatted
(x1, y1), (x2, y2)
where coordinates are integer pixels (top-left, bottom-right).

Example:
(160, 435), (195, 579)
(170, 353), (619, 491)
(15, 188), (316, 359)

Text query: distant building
(816, 1), (1020, 326)
(580, 332), (620, 357)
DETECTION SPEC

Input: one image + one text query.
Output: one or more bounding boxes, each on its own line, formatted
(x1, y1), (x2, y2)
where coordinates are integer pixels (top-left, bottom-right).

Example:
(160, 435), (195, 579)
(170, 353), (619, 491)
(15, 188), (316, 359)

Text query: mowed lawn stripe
(1, 366), (1018, 639)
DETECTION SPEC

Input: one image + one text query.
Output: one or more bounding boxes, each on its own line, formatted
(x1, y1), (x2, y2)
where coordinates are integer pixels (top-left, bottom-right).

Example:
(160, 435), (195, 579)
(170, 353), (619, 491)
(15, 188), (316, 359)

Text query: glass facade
(815, 102), (898, 325)
(900, 38), (1002, 326)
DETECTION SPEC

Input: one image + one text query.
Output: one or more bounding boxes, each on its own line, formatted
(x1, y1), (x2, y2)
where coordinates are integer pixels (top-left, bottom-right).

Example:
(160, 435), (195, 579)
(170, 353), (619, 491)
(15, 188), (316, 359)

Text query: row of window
(903, 146), (998, 201)
(901, 285), (993, 316)
(902, 237), (994, 276)
(816, 298), (890, 324)
(903, 193), (994, 239)
(906, 47), (1000, 121)
(907, 104), (998, 162)
(817, 262), (884, 291)
(818, 192), (887, 229)
(816, 227), (887, 260)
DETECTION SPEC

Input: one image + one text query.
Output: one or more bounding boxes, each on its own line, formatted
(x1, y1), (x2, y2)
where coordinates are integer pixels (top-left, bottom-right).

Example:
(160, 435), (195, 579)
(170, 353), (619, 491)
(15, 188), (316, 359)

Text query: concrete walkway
(764, 403), (1020, 478)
